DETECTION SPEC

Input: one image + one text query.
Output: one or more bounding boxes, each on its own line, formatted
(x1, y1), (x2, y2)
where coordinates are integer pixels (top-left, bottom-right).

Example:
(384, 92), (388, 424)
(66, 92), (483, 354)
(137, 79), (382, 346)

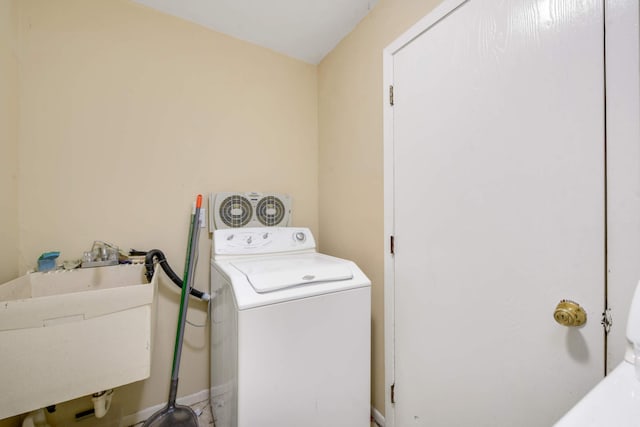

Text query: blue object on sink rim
(38, 251), (60, 272)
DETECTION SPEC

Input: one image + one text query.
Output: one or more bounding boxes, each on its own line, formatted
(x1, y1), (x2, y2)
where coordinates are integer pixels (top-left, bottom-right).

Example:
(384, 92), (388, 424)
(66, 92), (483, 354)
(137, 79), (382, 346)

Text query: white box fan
(209, 192), (292, 230)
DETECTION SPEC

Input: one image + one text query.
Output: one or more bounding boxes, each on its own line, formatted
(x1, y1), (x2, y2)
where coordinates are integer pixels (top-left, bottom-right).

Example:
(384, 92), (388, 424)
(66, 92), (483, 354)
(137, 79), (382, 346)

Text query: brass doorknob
(553, 300), (586, 327)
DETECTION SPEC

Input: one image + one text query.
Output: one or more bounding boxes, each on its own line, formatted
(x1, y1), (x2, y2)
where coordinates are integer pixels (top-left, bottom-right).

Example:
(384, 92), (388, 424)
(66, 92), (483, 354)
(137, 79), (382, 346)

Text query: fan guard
(256, 196), (286, 226)
(218, 195), (253, 228)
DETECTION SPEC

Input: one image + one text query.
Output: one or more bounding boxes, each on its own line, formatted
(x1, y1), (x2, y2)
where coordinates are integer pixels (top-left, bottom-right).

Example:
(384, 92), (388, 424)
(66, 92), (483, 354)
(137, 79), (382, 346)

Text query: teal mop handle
(168, 195), (203, 405)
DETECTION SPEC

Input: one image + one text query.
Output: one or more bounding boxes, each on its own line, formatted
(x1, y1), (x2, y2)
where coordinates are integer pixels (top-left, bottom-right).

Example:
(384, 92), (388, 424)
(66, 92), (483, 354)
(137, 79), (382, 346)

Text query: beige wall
(0, 0), (19, 285)
(0, 2), (20, 426)
(317, 0), (444, 414)
(8, 0), (317, 423)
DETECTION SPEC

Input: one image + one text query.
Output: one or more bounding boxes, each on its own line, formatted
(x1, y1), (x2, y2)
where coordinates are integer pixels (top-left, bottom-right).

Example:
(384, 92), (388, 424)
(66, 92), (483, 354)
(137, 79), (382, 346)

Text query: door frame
(382, 1), (640, 425)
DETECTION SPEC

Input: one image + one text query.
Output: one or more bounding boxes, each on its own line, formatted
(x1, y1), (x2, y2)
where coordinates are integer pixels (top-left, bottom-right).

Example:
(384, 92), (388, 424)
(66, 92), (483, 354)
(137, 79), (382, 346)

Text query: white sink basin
(0, 264), (157, 419)
(554, 361), (640, 426)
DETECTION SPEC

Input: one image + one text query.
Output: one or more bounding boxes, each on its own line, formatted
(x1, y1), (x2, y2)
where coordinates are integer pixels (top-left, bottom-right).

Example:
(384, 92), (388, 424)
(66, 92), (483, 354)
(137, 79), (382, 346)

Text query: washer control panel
(213, 227), (316, 257)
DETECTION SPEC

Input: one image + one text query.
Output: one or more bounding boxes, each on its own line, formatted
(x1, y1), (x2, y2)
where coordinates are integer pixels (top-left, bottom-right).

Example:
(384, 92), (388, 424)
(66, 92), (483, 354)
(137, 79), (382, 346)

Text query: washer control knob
(294, 232), (306, 242)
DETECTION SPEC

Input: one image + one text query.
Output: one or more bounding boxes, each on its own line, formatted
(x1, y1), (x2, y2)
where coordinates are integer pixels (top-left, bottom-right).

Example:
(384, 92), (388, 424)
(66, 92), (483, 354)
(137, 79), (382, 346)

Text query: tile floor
(190, 400), (214, 426)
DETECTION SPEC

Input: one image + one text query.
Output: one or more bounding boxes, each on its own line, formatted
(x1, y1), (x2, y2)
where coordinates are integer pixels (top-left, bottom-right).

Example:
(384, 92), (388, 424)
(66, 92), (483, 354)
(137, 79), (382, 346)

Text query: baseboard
(371, 406), (385, 427)
(122, 391), (384, 427)
(120, 389), (209, 426)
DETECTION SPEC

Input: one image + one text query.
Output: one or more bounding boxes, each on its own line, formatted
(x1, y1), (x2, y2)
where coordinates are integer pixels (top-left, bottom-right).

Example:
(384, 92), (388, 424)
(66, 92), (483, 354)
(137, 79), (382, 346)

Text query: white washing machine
(209, 227), (371, 427)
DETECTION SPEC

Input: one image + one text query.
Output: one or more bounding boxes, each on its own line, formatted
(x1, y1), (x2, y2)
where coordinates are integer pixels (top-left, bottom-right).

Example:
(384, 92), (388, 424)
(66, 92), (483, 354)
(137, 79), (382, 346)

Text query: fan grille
(256, 196), (286, 226)
(219, 195), (253, 228)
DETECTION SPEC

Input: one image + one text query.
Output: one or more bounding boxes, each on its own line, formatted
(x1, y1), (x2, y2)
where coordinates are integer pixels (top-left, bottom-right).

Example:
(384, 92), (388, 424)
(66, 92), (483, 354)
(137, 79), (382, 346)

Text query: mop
(143, 194), (203, 427)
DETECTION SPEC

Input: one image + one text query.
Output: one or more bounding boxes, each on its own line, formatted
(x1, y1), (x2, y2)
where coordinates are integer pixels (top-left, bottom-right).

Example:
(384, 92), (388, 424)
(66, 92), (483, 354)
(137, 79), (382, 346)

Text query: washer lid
(230, 253), (354, 293)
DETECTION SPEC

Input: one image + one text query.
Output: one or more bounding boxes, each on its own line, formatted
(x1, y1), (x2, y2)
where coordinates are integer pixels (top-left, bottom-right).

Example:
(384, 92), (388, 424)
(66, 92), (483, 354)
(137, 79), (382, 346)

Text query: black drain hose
(144, 249), (210, 301)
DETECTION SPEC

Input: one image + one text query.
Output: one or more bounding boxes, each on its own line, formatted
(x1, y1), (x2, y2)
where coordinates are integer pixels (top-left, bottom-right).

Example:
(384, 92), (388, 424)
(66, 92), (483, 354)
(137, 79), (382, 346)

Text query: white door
(387, 0), (605, 425)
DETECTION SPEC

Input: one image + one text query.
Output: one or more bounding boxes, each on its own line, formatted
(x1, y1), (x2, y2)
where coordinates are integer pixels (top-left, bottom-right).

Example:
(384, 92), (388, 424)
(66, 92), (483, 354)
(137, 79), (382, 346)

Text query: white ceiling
(132, 0), (379, 64)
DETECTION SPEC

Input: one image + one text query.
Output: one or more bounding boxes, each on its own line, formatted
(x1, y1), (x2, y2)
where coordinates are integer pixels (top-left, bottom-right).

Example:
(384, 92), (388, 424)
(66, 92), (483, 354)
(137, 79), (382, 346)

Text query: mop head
(142, 403), (198, 427)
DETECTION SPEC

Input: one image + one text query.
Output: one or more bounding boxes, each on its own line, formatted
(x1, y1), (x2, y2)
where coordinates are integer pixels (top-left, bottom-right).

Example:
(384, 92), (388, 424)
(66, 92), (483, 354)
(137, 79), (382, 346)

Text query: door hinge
(391, 383), (396, 404)
(601, 308), (612, 334)
(390, 235), (395, 255)
(389, 85), (394, 106)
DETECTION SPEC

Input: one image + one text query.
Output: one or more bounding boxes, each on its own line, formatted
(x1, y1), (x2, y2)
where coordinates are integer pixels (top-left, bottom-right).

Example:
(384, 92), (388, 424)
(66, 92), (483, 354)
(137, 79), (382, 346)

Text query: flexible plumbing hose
(144, 249), (210, 301)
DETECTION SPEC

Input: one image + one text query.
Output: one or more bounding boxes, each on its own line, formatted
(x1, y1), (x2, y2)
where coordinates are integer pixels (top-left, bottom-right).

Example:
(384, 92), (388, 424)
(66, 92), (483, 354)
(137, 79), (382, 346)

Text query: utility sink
(0, 264), (157, 420)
